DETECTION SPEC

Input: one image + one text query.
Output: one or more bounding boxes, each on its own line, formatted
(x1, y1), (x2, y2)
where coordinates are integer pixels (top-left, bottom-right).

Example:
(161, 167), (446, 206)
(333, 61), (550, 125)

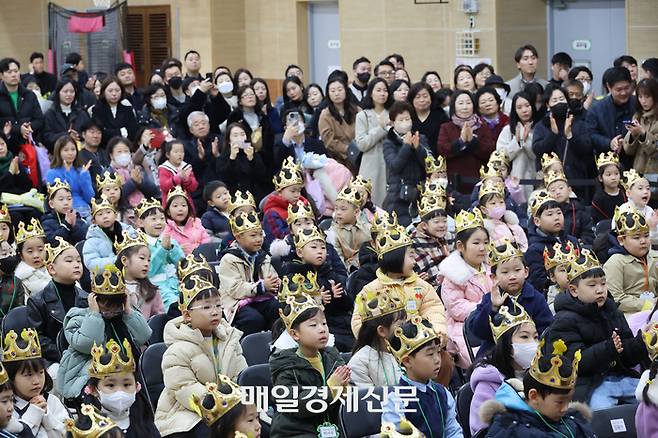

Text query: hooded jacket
(635, 368), (658, 438)
(525, 224), (580, 292)
(603, 242), (658, 314)
(483, 211), (528, 251)
(469, 365), (505, 435)
(155, 317), (246, 435)
(269, 347), (345, 438)
(163, 217), (209, 255)
(145, 234), (185, 309)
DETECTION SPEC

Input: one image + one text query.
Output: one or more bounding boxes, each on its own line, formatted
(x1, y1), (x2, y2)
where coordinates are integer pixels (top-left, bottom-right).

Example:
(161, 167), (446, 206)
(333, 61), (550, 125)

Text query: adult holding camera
(624, 78), (658, 175)
(273, 108), (326, 172)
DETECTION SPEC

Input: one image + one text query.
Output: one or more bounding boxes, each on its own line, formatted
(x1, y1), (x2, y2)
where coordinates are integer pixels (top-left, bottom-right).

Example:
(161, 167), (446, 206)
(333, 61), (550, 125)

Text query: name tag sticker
(610, 418), (626, 433)
(406, 300), (418, 312)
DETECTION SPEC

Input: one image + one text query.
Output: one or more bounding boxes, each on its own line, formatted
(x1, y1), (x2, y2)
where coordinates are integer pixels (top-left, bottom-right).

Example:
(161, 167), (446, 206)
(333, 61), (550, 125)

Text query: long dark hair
(636, 78), (658, 119)
(509, 91), (536, 140)
(115, 245), (158, 302)
(378, 245), (408, 275)
(250, 77), (272, 107)
(352, 310), (406, 355)
(325, 78), (357, 125)
(222, 123), (248, 154)
(282, 76), (305, 107)
(360, 78), (392, 110)
(468, 328), (516, 380)
(233, 68), (253, 86)
(98, 76), (126, 105)
(52, 79), (80, 108)
(236, 85), (261, 115)
(303, 83), (324, 113)
(643, 359), (658, 406)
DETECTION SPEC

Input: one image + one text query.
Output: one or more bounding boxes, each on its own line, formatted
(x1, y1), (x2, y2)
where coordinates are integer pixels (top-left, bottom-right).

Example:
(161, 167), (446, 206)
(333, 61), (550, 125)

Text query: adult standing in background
(408, 81), (448, 156)
(319, 77), (360, 172)
(115, 62), (143, 111)
(42, 79), (90, 152)
(183, 50), (202, 80)
(350, 57), (372, 103)
(506, 44), (549, 96)
(26, 52), (57, 96)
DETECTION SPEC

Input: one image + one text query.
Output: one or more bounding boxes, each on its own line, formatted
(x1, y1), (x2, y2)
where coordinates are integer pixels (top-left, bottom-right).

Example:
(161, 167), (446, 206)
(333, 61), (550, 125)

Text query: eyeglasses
(379, 71), (394, 77)
(188, 303), (222, 312)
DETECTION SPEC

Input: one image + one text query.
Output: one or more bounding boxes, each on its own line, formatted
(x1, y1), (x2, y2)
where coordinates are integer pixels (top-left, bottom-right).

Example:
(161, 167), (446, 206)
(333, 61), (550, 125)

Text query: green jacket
(269, 346), (345, 438)
(56, 307), (151, 398)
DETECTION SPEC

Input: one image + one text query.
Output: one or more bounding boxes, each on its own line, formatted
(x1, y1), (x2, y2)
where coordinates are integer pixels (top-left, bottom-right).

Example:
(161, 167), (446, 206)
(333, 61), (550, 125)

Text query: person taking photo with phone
(273, 108), (326, 172)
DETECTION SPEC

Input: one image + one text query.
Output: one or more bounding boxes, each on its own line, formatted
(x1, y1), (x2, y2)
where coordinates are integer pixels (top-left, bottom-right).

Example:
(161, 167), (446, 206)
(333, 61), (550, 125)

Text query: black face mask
(356, 72), (371, 84)
(168, 76), (182, 90)
(568, 98), (584, 113)
(550, 102), (569, 120)
(0, 255), (19, 274)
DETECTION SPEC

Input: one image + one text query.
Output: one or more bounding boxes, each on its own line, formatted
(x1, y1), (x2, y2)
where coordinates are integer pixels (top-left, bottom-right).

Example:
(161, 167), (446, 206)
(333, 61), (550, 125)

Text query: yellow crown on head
(65, 404), (117, 438)
(387, 315), (441, 363)
(2, 328), (41, 362)
(44, 236), (75, 266)
(425, 155), (446, 175)
(114, 230), (148, 255)
(229, 211), (262, 236)
(46, 178), (71, 199)
(228, 190), (256, 215)
(489, 301), (532, 342)
(529, 190), (557, 217)
(179, 275), (216, 312)
(91, 195), (116, 216)
(91, 265), (126, 296)
(417, 192), (447, 219)
(356, 287), (405, 322)
(167, 185), (188, 203)
(0, 362), (8, 385)
(371, 211), (398, 236)
(595, 151), (620, 169)
(336, 185), (363, 207)
(488, 150), (510, 167)
(280, 293), (323, 330)
(375, 224), (412, 259)
(529, 338), (581, 389)
(95, 171), (122, 191)
(487, 239), (524, 267)
(190, 377), (242, 426)
(88, 339), (135, 378)
(293, 225), (325, 249)
(480, 163), (503, 181)
(642, 322), (658, 361)
(622, 168), (646, 191)
(351, 175), (373, 197)
(478, 179), (505, 200)
(543, 241), (579, 270)
(135, 197), (162, 219)
(15, 218), (45, 245)
(613, 203), (649, 236)
(177, 254), (211, 281)
(566, 248), (601, 283)
(287, 200), (314, 226)
(541, 152), (562, 171)
(273, 156), (303, 191)
(419, 180), (447, 198)
(279, 272), (320, 303)
(380, 418), (424, 438)
(455, 208), (485, 234)
(0, 204), (10, 224)
(544, 170), (568, 188)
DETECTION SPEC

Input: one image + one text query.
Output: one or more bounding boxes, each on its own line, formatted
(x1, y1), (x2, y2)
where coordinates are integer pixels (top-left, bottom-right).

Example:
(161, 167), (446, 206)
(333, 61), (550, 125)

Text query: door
(126, 6), (172, 87)
(548, 0), (626, 95)
(308, 2), (340, 86)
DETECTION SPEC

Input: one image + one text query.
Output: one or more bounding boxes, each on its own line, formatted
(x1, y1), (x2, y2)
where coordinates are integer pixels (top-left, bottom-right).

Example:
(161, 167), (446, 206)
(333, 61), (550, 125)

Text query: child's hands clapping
(329, 280), (343, 299)
(263, 273), (280, 292)
(327, 365), (351, 387)
(319, 286), (332, 305)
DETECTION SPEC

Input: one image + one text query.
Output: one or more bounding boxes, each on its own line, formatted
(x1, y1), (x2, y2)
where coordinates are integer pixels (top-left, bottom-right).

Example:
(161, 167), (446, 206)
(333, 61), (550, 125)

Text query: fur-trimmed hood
(439, 250), (485, 285)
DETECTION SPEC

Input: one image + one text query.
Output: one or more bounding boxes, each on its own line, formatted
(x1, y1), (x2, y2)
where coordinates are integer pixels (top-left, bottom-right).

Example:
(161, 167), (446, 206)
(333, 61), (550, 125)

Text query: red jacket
(158, 161), (198, 211)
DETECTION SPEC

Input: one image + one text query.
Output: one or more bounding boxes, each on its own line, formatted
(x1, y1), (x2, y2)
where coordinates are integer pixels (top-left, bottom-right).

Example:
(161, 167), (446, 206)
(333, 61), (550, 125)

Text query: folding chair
(463, 313), (483, 364)
(2, 305), (29, 336)
(240, 331), (272, 366)
(147, 313), (170, 345)
(339, 386), (384, 438)
(455, 383), (474, 438)
(591, 403), (638, 438)
(192, 242), (222, 263)
(139, 342), (168, 411)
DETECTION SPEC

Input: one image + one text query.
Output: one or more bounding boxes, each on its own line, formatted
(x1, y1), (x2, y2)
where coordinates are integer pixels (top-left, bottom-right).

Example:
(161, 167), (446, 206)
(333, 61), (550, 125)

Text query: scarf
(150, 108), (168, 128)
(451, 113), (481, 130)
(0, 151), (13, 174)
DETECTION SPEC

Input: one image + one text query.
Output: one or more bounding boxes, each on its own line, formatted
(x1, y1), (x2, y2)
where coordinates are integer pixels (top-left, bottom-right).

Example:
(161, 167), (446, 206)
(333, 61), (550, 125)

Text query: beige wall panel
(627, 0), (658, 64)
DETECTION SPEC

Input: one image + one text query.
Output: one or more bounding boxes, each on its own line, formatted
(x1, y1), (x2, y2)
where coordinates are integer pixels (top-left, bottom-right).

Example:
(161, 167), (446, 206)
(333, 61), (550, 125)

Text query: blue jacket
(40, 210), (89, 245)
(585, 95), (636, 154)
(200, 207), (230, 238)
(45, 167), (95, 210)
(525, 225), (580, 292)
(468, 281), (554, 356)
(146, 235), (185, 309)
(83, 222), (135, 272)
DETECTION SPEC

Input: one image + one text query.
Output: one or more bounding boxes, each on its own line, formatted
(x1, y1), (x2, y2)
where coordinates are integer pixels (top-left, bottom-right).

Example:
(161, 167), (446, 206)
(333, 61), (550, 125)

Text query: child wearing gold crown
(269, 294), (349, 438)
(0, 205), (14, 246)
(41, 178), (89, 246)
(156, 275), (247, 437)
(544, 241), (579, 314)
(14, 218), (51, 299)
(65, 403), (123, 438)
(477, 179), (528, 251)
(480, 339), (595, 437)
(83, 338), (158, 437)
(619, 169), (658, 245)
(547, 249), (648, 408)
(3, 328), (69, 438)
(591, 152), (626, 224)
(382, 316), (463, 437)
(57, 268), (151, 401)
(544, 170), (594, 246)
(0, 361), (38, 438)
(635, 323), (658, 437)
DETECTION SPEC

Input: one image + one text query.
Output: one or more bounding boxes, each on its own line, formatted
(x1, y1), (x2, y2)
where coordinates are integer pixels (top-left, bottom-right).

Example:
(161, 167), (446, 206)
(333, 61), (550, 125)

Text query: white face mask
(395, 121), (413, 135)
(436, 177), (449, 188)
(99, 390), (136, 414)
(512, 341), (539, 370)
(151, 96), (167, 110)
(218, 82), (233, 94)
(581, 80), (591, 95)
(114, 152), (132, 168)
(496, 88), (508, 101)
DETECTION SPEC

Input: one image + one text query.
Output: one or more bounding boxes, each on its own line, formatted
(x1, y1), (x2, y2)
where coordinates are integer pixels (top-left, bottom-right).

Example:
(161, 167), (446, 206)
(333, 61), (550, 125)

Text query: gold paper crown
(488, 150), (510, 166)
(613, 203), (649, 236)
(46, 177), (71, 199)
(229, 211), (262, 236)
(279, 293), (323, 329)
(622, 168), (645, 191)
(529, 338), (581, 389)
(135, 197), (162, 219)
(15, 218), (45, 245)
(88, 338), (135, 378)
(543, 241), (579, 270)
(529, 190), (557, 217)
(95, 170), (122, 191)
(177, 253), (212, 281)
(387, 315), (441, 363)
(0, 362), (8, 385)
(336, 185), (363, 207)
(487, 239), (524, 267)
(375, 224), (412, 259)
(565, 249), (601, 282)
(642, 322), (658, 361)
(489, 301), (532, 342)
(65, 404), (118, 438)
(228, 190), (256, 215)
(91, 265), (126, 296)
(455, 208), (485, 234)
(287, 200), (314, 226)
(114, 229), (148, 255)
(2, 328), (41, 362)
(293, 225), (325, 249)
(371, 211), (398, 236)
(380, 418), (424, 438)
(91, 195), (116, 216)
(356, 287), (405, 321)
(167, 185), (188, 203)
(0, 204), (10, 224)
(425, 155), (446, 175)
(480, 163), (503, 180)
(351, 175), (373, 197)
(44, 236), (75, 266)
(544, 170), (568, 188)
(541, 152), (562, 171)
(417, 183), (447, 218)
(419, 180), (447, 198)
(595, 151), (620, 169)
(190, 377), (242, 426)
(179, 274), (216, 312)
(273, 156), (303, 191)
(279, 272), (320, 303)
(478, 179), (505, 200)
